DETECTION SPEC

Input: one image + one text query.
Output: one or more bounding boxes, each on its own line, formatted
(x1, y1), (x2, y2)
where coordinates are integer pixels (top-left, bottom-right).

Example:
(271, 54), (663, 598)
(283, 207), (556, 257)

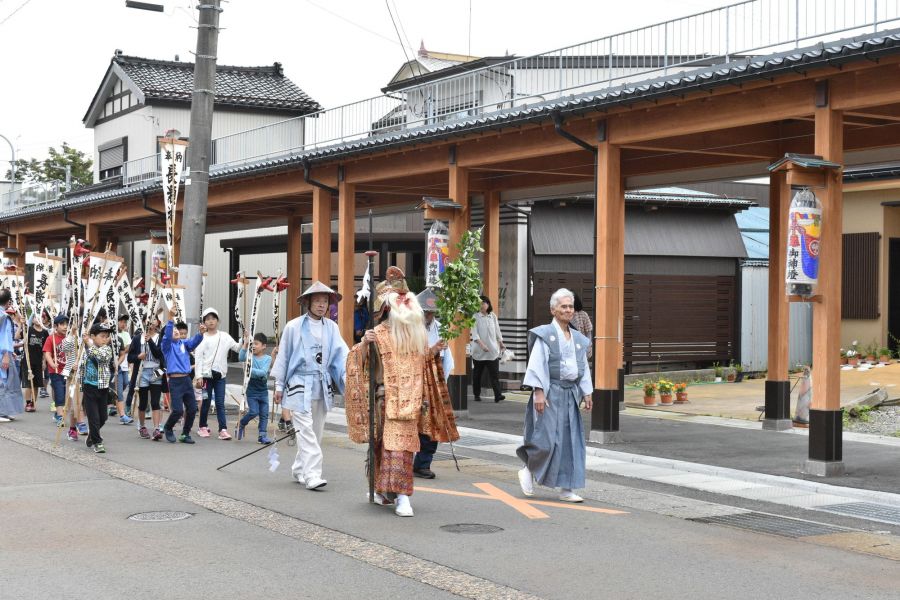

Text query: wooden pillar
(764, 168), (793, 430)
(311, 187), (332, 286)
(337, 180), (356, 345)
(806, 101), (844, 476)
(287, 215), (302, 321)
(85, 222), (100, 249)
(591, 137), (624, 442)
(448, 163), (470, 411)
(483, 190), (501, 304)
(14, 233), (27, 270)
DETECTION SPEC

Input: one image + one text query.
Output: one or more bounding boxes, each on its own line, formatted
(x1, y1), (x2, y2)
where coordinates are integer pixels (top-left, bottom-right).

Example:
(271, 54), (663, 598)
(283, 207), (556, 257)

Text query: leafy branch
(436, 227), (483, 341)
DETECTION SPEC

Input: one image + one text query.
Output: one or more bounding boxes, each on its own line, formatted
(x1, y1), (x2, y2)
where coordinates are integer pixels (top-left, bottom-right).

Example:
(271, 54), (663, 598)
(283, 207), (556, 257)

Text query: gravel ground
(845, 405), (900, 436)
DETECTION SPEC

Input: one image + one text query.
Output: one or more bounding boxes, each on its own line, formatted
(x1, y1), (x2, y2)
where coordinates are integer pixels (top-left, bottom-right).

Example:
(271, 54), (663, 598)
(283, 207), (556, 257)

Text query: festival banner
(232, 272), (247, 341)
(160, 284), (186, 323)
(33, 252), (64, 317)
(425, 220), (449, 288)
(160, 138), (188, 271)
(81, 253), (124, 334)
(116, 274), (143, 332)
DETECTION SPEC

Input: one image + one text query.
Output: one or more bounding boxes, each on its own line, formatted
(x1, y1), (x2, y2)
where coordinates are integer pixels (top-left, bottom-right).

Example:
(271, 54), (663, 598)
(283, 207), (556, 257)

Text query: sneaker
(558, 490), (583, 503)
(164, 429), (176, 443)
(178, 434), (195, 444)
(197, 427), (211, 438)
(85, 437), (93, 448)
(54, 414), (63, 427)
(218, 429), (232, 440)
(518, 467), (535, 497)
(236, 424), (245, 441)
(25, 401), (35, 412)
(139, 426), (150, 439)
(395, 494), (414, 517)
(108, 406), (118, 417)
(119, 415), (134, 425)
(67, 427), (78, 442)
(39, 388), (49, 398)
(0, 416), (10, 423)
(151, 428), (163, 442)
(93, 443), (106, 454)
(305, 477), (327, 490)
(76, 422), (88, 436)
(258, 435), (274, 444)
(277, 418), (287, 432)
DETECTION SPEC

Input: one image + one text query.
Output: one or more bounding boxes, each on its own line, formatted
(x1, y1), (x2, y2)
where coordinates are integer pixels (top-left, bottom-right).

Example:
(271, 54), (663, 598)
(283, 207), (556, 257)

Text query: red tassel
(258, 276), (275, 292)
(275, 277), (290, 292)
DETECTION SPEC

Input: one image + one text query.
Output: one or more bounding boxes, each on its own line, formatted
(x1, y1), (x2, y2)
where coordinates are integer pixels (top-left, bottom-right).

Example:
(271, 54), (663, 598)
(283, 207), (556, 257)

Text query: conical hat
(298, 280), (342, 304)
(416, 288), (438, 312)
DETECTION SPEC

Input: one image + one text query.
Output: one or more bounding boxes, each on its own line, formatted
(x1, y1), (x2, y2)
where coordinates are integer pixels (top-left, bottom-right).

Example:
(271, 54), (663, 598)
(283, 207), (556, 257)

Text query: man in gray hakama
(0, 290), (25, 421)
(516, 288), (592, 503)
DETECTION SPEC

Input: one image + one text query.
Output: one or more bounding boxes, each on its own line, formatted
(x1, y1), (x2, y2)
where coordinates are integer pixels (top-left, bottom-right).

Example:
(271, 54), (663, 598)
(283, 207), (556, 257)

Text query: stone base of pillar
(589, 430), (624, 444)
(801, 459), (845, 477)
(591, 388), (618, 432)
(447, 374), (468, 412)
(764, 380), (791, 421)
(762, 418), (793, 431)
(452, 410), (470, 420)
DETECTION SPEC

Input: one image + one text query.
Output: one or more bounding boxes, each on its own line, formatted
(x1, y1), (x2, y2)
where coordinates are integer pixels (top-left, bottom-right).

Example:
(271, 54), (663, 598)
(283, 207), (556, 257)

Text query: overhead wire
(304, 0), (401, 47)
(0, 0), (34, 26)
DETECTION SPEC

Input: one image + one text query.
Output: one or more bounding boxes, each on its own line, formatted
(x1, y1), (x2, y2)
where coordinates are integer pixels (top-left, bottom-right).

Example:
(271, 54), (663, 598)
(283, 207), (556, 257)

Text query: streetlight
(125, 1), (164, 12)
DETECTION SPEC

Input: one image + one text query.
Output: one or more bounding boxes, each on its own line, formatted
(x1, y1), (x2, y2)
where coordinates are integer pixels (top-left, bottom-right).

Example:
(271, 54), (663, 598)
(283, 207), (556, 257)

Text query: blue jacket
(238, 348), (271, 394)
(160, 321), (203, 375)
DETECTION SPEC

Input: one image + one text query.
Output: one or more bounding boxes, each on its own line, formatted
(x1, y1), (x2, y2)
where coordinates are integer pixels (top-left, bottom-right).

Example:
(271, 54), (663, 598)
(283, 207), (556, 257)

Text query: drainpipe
(302, 160), (338, 195)
(62, 208), (84, 229)
(142, 190), (165, 217)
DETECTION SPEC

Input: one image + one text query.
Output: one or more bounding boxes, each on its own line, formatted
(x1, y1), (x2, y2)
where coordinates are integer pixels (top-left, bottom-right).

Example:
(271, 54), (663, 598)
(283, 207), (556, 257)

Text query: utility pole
(179, 0), (222, 325)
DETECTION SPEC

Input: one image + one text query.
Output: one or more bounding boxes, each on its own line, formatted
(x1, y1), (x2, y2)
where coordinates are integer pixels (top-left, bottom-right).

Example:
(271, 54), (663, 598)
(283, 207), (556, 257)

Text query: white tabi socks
(395, 494), (414, 517)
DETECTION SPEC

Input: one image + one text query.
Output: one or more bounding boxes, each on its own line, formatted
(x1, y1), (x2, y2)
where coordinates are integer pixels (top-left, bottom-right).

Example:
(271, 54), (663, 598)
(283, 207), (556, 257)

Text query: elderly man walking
(516, 288), (593, 503)
(271, 281), (349, 491)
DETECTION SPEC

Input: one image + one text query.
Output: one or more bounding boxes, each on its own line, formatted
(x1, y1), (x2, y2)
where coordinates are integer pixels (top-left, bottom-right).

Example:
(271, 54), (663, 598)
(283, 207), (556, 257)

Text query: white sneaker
(558, 490), (583, 503)
(518, 467), (534, 497)
(368, 491), (394, 506)
(395, 494), (414, 517)
(305, 477), (327, 490)
(294, 475), (306, 486)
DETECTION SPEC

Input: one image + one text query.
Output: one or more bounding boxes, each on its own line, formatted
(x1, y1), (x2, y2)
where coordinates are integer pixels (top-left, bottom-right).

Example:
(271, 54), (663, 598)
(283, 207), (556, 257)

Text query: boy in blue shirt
(159, 307), (203, 444)
(237, 332), (274, 444)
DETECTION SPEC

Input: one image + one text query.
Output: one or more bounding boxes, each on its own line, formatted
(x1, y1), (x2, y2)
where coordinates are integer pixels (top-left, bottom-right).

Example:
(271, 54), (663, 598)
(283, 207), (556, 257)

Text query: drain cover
(128, 511), (193, 522)
(456, 436), (503, 447)
(819, 502), (900, 526)
(440, 523), (504, 534)
(689, 512), (846, 538)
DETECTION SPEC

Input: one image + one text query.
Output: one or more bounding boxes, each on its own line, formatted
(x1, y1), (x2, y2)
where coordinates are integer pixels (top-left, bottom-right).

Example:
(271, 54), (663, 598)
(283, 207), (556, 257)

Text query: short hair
(479, 295), (493, 314)
(118, 314), (128, 322)
(573, 292), (584, 312)
(95, 307), (107, 321)
(253, 332), (268, 345)
(0, 289), (10, 305)
(175, 321), (189, 331)
(549, 288), (575, 310)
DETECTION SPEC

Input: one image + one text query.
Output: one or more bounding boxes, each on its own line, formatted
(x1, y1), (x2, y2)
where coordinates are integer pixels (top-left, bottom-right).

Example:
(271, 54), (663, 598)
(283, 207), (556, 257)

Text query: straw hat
(298, 280), (342, 305)
(416, 288), (438, 313)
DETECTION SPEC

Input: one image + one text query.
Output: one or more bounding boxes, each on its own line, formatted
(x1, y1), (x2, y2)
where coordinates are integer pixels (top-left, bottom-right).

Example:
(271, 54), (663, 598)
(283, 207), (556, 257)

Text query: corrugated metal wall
(741, 262), (813, 371)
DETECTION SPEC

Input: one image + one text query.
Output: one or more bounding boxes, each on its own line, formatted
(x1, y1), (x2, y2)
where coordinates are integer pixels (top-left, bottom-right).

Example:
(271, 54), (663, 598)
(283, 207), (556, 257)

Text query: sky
(0, 0), (728, 163)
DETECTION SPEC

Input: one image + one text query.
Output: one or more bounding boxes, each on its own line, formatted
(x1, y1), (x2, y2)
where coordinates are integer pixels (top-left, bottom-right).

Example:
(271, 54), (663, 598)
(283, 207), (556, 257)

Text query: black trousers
(82, 384), (109, 445)
(472, 358), (502, 400)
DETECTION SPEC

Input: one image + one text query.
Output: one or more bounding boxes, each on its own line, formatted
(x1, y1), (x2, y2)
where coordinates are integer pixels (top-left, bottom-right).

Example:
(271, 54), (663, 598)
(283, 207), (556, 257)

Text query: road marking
(417, 483), (629, 519)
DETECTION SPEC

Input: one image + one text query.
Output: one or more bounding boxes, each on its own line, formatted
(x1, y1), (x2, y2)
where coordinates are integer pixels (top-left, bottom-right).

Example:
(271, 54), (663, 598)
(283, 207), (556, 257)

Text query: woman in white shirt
(470, 295), (506, 402)
(194, 307), (241, 439)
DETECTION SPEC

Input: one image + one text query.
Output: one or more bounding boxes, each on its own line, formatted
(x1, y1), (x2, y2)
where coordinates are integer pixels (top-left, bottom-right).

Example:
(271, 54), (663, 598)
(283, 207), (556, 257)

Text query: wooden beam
(344, 146), (448, 184)
(13, 233), (26, 270)
(767, 169), (790, 381)
(337, 180), (356, 345)
(483, 190), (500, 305)
(447, 165), (470, 376)
(286, 215), (302, 321)
(85, 221), (100, 249)
(311, 186), (331, 285)
(831, 63), (900, 112)
(457, 121), (599, 168)
(594, 140), (623, 391)
(811, 107), (844, 413)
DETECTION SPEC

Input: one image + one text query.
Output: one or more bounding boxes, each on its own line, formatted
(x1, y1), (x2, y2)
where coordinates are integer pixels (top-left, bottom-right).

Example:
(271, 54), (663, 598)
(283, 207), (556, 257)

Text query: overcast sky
(0, 0), (727, 162)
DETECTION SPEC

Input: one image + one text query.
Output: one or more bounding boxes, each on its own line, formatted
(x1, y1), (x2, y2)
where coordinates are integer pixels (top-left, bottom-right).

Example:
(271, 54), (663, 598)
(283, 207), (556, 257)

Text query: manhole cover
(440, 523), (504, 534)
(128, 511), (193, 522)
(820, 502), (900, 526)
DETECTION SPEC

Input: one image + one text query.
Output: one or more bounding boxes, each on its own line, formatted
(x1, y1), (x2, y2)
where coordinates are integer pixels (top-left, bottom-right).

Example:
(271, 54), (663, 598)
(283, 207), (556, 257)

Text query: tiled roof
(115, 54), (322, 114)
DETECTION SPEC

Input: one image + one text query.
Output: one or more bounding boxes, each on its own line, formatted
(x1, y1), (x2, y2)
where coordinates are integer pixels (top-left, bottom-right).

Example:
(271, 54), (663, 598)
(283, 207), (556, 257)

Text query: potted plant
(643, 382), (657, 406)
(674, 381), (688, 403)
(865, 341), (877, 363)
(847, 340), (860, 367)
(878, 347), (892, 364)
(658, 379), (674, 405)
(840, 349), (848, 365)
(734, 363), (744, 382)
(726, 361), (736, 383)
(713, 362), (723, 382)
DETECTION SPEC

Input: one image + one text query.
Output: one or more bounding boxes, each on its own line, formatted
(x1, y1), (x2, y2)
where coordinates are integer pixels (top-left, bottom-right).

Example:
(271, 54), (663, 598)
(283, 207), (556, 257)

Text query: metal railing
(0, 181), (63, 213)
(4, 0), (899, 214)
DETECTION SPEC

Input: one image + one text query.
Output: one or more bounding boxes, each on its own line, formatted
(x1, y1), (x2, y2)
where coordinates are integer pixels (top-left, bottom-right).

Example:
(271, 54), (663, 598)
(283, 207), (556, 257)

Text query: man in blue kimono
(0, 289), (24, 421)
(272, 281), (349, 491)
(412, 287), (453, 479)
(516, 288), (593, 503)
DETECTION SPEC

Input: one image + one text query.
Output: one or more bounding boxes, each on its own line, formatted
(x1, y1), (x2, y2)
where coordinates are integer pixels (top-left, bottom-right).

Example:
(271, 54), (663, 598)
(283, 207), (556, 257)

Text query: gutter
(62, 208), (84, 229)
(302, 160), (338, 195)
(142, 190), (165, 217)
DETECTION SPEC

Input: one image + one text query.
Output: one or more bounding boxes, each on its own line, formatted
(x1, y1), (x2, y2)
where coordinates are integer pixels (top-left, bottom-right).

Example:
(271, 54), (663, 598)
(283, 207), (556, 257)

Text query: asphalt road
(2, 410), (899, 600)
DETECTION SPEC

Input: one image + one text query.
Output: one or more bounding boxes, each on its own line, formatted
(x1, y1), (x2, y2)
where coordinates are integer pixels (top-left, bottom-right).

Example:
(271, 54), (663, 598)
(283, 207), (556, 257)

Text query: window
(98, 137), (127, 180)
(842, 232), (880, 319)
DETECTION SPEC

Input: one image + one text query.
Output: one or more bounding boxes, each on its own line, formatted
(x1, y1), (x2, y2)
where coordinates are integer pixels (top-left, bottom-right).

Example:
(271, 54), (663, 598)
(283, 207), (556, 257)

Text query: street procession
(4, 1), (900, 598)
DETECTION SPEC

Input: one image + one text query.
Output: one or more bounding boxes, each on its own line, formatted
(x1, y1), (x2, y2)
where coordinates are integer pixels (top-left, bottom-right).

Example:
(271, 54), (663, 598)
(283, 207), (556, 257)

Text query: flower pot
(848, 358), (860, 366)
(879, 355), (891, 364)
(675, 392), (688, 404)
(841, 357), (848, 365)
(714, 376), (722, 382)
(643, 395), (657, 406)
(866, 355), (877, 363)
(726, 373), (736, 383)
(659, 393), (673, 405)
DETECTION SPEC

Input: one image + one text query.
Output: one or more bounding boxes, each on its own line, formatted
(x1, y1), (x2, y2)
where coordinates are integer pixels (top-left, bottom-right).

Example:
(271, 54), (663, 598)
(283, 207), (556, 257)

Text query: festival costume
(0, 313), (24, 417)
(516, 319), (591, 490)
(271, 282), (348, 487)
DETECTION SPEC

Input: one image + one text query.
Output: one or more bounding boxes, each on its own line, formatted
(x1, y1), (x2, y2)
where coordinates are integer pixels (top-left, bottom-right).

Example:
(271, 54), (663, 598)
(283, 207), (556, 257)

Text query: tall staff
(365, 209), (377, 503)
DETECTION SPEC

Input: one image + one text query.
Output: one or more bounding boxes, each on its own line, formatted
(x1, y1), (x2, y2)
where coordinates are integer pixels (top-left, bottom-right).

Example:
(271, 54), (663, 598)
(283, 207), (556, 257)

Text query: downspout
(142, 190), (165, 217)
(302, 160), (338, 195)
(62, 208), (84, 229)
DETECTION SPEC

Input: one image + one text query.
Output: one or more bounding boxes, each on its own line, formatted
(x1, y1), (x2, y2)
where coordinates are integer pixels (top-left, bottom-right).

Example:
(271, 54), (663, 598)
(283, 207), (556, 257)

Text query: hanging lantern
(786, 187), (821, 297)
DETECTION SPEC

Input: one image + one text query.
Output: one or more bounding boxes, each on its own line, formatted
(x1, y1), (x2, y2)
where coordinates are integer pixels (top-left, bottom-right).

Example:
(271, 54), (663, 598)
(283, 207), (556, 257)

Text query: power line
(304, 0), (400, 47)
(0, 0), (35, 26)
(385, 0), (418, 77)
(390, 0), (421, 75)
